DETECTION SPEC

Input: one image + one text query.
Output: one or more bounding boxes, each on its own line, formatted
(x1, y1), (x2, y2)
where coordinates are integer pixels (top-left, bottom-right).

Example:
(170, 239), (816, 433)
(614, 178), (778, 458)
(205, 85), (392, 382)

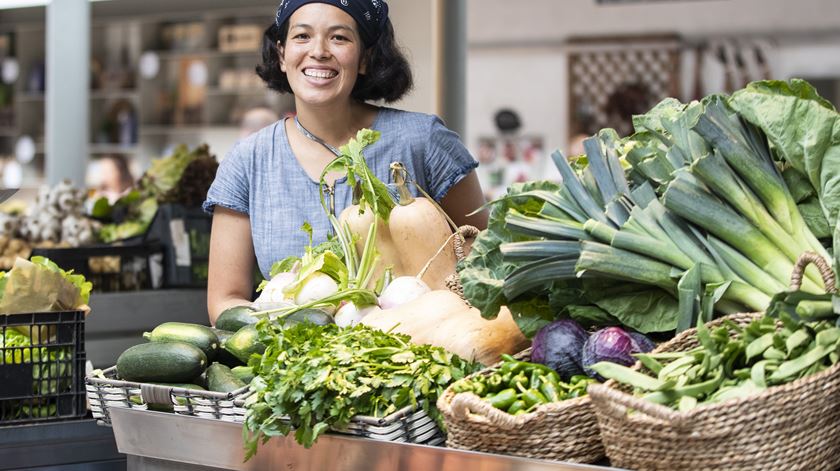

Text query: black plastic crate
(144, 204), (211, 288)
(30, 242), (164, 292)
(0, 311), (86, 425)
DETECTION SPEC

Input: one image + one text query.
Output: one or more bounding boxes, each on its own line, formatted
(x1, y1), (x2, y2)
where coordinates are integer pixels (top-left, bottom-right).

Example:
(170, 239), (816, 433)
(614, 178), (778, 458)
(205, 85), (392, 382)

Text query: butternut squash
(341, 163), (457, 291)
(361, 289), (530, 366)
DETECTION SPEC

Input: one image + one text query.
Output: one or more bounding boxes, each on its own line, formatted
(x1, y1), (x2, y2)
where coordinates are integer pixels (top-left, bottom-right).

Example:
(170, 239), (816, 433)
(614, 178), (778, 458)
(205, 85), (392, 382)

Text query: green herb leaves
(242, 321), (476, 457)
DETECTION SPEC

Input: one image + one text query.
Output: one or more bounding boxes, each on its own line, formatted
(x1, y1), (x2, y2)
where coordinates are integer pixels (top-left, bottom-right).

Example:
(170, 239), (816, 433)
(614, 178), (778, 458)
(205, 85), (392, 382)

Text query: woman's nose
(310, 37), (330, 59)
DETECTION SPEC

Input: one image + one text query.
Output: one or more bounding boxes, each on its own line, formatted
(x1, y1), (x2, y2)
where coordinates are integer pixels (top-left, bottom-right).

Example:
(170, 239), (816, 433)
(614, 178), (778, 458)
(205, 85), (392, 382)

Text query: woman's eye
(293, 33), (309, 40)
(333, 35), (349, 41)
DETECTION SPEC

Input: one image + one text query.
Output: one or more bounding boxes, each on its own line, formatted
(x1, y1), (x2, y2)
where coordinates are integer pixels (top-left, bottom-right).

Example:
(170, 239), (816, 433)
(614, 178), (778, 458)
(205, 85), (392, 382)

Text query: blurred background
(0, 0), (838, 200)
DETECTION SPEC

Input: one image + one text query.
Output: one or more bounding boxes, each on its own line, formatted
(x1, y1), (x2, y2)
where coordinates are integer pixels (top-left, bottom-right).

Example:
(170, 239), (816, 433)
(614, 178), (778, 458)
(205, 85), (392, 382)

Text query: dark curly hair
(256, 18), (413, 103)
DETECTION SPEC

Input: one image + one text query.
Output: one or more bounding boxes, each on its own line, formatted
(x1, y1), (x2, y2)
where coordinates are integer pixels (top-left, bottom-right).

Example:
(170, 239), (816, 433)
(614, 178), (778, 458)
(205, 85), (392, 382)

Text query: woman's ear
(277, 40), (286, 72)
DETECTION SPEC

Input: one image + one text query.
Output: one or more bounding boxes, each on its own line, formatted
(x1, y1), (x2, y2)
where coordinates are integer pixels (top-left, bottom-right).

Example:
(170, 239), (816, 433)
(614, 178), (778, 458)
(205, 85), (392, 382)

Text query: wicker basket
(589, 251), (840, 470)
(589, 312), (840, 470)
(437, 348), (604, 463)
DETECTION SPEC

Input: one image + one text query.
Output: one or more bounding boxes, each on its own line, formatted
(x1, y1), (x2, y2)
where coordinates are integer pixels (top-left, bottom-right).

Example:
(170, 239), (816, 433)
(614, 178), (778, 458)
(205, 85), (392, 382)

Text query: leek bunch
(460, 82), (838, 335)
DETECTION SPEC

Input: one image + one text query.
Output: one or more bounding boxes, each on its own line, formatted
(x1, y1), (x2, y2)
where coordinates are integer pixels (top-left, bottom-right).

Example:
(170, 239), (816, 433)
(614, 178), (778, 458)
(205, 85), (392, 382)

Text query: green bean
(746, 333), (774, 360)
(769, 345), (833, 382)
(636, 354), (664, 374)
(590, 362), (664, 390)
(785, 329), (811, 355)
(763, 347), (787, 361)
(815, 327), (840, 348)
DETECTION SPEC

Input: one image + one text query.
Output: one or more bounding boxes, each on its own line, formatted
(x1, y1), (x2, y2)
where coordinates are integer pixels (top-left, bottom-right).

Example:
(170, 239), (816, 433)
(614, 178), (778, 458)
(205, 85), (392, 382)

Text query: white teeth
(304, 69), (337, 79)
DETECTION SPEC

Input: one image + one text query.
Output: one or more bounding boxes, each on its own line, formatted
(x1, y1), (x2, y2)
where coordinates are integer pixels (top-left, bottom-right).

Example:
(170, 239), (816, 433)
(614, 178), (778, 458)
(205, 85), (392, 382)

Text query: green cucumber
(206, 362), (247, 393)
(283, 308), (334, 327)
(212, 328), (245, 368)
(117, 341), (207, 383)
(222, 324), (265, 364)
(216, 305), (258, 332)
(143, 322), (219, 361)
(230, 366), (255, 383)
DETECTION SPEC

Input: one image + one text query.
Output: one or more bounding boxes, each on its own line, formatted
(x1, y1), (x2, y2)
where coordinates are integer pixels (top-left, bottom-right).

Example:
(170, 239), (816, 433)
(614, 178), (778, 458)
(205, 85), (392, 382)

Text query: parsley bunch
(242, 320), (477, 457)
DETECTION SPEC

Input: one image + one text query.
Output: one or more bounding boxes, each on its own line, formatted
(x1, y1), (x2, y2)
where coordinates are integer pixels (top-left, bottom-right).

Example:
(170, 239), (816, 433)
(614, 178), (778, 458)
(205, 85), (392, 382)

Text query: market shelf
(89, 143), (141, 154)
(109, 407), (613, 471)
(139, 125), (238, 136)
(90, 90), (140, 101)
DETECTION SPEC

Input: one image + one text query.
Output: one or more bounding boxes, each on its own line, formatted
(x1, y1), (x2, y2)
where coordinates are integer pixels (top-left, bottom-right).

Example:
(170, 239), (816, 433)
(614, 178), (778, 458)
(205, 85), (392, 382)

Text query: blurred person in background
(88, 154), (134, 203)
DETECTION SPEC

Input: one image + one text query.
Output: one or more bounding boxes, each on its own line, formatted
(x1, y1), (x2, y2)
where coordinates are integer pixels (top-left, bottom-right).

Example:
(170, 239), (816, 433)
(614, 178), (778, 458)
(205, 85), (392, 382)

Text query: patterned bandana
(275, 0), (389, 46)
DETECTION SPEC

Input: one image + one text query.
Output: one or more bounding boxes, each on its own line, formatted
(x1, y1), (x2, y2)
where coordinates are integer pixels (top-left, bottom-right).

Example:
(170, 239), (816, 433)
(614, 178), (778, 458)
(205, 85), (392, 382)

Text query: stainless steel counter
(109, 408), (615, 471)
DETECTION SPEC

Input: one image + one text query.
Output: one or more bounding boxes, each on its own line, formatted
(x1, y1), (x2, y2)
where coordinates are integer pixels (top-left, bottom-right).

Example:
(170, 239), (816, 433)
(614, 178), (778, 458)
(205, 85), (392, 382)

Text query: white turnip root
(294, 272), (339, 306)
(335, 302), (381, 328)
(377, 276), (431, 310)
(254, 271), (296, 304)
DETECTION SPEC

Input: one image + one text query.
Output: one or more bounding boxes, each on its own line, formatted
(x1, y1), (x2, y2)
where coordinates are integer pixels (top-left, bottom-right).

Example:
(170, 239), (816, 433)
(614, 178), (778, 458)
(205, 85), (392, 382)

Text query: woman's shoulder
(376, 107), (442, 131)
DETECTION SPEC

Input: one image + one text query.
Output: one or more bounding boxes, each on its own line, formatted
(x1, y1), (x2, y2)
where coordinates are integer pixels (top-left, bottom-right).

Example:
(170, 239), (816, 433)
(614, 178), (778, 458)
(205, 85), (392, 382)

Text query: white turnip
(335, 302), (381, 328)
(377, 276), (431, 310)
(294, 272), (339, 306)
(254, 271), (296, 304)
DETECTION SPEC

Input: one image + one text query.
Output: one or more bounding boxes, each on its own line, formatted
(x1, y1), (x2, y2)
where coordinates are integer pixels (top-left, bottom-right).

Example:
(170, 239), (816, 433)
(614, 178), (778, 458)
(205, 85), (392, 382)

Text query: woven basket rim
(589, 312), (840, 423)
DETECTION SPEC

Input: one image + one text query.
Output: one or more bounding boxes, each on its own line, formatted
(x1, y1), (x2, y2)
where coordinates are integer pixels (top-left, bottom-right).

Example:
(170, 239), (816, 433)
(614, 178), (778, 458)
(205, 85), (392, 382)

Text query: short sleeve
(203, 141), (251, 215)
(423, 117), (479, 201)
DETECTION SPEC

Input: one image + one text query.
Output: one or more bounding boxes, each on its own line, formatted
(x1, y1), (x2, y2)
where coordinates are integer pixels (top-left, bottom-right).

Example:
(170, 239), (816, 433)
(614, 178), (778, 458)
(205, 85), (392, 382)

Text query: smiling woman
(202, 0), (489, 323)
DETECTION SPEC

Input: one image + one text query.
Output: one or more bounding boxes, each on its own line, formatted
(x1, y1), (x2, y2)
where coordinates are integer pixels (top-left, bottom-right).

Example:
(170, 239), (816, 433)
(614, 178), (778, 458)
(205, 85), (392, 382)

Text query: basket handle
(790, 251), (837, 293)
(449, 392), (526, 430)
(140, 383), (174, 405)
(452, 225), (480, 262)
(588, 383), (688, 429)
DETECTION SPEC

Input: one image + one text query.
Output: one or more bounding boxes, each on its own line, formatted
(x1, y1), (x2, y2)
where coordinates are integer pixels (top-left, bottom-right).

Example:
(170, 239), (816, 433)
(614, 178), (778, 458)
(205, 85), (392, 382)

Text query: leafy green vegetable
(243, 321), (476, 457)
(730, 79), (840, 231)
(320, 129), (394, 223)
(29, 256), (92, 305)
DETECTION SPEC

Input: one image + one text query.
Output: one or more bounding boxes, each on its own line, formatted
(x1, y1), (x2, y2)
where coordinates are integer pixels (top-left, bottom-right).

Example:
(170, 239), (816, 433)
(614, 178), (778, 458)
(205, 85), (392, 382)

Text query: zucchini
(206, 362), (247, 393)
(222, 324), (265, 364)
(283, 308), (334, 327)
(117, 341), (207, 383)
(212, 328), (245, 368)
(216, 305), (258, 332)
(230, 365), (255, 384)
(143, 322), (219, 361)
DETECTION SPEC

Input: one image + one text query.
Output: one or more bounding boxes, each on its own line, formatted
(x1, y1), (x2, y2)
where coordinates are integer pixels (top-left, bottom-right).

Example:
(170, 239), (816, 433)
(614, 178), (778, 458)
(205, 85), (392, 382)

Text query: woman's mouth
(303, 68), (338, 79)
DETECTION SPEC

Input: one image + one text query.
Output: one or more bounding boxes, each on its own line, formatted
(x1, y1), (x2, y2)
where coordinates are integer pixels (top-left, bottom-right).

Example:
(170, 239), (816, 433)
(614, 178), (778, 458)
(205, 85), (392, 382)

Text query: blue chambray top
(202, 107), (479, 278)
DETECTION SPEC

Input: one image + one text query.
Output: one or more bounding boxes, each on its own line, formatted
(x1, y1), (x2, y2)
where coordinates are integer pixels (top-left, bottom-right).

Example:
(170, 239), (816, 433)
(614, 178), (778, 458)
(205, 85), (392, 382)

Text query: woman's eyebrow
(289, 23), (355, 32)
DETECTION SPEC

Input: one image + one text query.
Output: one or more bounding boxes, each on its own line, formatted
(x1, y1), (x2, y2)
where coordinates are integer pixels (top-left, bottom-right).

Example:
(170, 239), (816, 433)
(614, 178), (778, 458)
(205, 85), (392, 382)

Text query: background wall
(465, 0), (840, 177)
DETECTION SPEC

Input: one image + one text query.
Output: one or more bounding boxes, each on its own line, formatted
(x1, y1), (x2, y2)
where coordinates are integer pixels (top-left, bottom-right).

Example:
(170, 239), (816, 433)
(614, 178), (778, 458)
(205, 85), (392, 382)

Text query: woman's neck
(294, 101), (376, 149)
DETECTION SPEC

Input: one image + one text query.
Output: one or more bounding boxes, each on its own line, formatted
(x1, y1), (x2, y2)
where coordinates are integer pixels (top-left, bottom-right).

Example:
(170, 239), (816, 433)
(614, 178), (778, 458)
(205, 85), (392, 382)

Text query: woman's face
(279, 3), (367, 108)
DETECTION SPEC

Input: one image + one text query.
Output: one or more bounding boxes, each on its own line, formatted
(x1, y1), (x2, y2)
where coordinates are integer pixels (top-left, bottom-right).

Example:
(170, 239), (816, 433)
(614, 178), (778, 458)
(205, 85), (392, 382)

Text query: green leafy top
(729, 79), (840, 229)
(320, 129), (394, 222)
(242, 321), (477, 457)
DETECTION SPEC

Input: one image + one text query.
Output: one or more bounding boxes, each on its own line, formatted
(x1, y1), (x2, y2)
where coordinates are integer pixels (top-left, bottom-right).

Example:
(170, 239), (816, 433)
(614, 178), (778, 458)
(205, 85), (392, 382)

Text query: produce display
(79, 79), (840, 469)
(0, 256), (92, 314)
(449, 354), (595, 415)
(0, 180), (100, 270)
(95, 144), (217, 243)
